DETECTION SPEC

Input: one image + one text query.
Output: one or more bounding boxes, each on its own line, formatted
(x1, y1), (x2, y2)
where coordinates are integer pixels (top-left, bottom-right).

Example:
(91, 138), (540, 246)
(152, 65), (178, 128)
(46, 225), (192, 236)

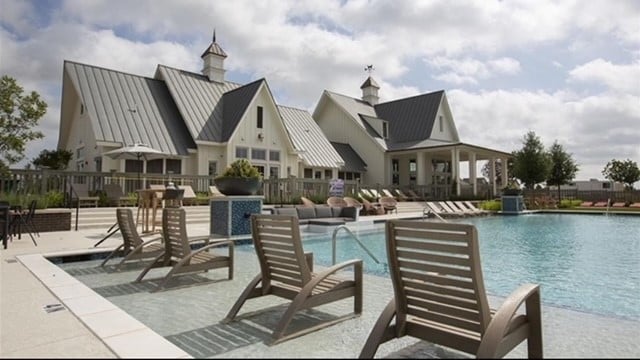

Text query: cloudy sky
(1, 0), (639, 183)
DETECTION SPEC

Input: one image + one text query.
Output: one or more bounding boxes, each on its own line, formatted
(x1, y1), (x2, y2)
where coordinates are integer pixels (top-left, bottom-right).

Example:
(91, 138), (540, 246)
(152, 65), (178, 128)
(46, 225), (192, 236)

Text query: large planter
(214, 177), (262, 196)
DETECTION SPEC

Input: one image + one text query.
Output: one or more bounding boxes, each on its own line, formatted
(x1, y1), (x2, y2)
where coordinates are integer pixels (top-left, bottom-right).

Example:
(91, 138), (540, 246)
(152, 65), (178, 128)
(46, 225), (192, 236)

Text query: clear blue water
(258, 214), (640, 320)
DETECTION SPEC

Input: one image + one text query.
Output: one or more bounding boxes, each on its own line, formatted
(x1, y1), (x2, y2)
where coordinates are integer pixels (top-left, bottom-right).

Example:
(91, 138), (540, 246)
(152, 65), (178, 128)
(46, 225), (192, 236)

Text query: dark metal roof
(221, 79), (263, 141)
(63, 61), (195, 155)
(360, 76), (380, 89)
(374, 90), (444, 143)
(157, 65), (241, 142)
(331, 142), (367, 172)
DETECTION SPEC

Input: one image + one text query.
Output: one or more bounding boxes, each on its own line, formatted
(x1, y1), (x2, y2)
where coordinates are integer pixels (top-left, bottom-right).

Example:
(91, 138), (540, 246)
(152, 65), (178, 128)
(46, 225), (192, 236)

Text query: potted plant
(501, 180), (522, 196)
(214, 159), (263, 195)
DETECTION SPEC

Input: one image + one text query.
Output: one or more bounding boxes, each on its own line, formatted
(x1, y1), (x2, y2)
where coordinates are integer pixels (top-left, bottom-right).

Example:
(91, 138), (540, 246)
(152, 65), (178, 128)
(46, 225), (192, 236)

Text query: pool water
(277, 214), (639, 320)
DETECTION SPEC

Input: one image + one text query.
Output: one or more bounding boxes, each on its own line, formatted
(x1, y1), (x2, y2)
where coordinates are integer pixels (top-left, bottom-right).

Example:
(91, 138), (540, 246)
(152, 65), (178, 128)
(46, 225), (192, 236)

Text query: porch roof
(387, 141), (512, 160)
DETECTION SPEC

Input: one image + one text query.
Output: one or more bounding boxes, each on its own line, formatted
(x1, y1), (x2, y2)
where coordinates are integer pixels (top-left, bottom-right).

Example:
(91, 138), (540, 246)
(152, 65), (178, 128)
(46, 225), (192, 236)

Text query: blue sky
(1, 0), (639, 183)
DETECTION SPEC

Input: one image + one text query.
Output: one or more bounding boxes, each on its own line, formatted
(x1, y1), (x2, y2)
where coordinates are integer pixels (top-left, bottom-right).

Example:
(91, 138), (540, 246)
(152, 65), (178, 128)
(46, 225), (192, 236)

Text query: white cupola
(360, 76), (380, 105)
(201, 29), (227, 83)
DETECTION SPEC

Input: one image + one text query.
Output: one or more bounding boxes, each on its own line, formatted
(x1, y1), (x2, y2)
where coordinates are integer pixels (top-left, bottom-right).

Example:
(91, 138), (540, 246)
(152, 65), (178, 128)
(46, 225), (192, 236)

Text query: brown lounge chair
(630, 202), (640, 208)
(360, 220), (543, 358)
(379, 196), (398, 214)
(135, 208), (234, 290)
(100, 208), (165, 269)
(579, 201), (593, 207)
(593, 201), (608, 207)
(361, 198), (384, 215)
(611, 202), (626, 207)
(70, 183), (99, 207)
(327, 196), (348, 207)
(300, 196), (316, 207)
(223, 214), (363, 345)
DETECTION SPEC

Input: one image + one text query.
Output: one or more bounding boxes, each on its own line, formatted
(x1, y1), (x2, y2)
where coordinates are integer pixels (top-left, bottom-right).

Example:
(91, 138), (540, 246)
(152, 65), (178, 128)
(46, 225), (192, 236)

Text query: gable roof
(374, 90), (444, 143)
(156, 65), (241, 142)
(331, 142), (367, 172)
(279, 105), (344, 168)
(221, 79), (263, 141)
(62, 61), (194, 155)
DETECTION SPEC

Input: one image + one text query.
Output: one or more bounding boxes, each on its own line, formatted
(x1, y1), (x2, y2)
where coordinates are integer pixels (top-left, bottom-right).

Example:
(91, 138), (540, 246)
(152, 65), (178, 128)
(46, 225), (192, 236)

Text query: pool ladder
(331, 225), (381, 265)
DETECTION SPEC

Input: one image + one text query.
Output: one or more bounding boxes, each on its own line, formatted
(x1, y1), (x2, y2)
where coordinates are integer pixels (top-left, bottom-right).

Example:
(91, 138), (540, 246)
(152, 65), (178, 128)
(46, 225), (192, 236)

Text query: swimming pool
(269, 214), (640, 320)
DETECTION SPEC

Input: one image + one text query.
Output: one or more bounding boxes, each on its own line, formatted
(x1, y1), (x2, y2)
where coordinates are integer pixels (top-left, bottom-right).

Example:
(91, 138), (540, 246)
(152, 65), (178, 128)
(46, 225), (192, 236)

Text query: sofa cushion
(331, 207), (343, 217)
(297, 207), (317, 219)
(315, 206), (333, 218)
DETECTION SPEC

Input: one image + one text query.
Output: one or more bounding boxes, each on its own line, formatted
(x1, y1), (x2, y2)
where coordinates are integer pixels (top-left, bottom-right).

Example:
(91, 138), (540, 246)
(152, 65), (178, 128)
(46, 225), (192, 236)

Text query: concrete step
(70, 206), (211, 230)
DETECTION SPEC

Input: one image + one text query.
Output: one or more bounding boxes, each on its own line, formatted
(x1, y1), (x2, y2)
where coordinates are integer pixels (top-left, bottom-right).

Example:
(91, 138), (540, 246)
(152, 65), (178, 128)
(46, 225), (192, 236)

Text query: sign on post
(329, 178), (344, 197)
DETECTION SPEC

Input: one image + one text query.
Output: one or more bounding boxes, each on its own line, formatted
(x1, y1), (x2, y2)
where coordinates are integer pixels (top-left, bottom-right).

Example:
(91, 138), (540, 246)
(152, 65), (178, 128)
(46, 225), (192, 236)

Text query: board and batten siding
(315, 103), (387, 184)
(226, 87), (296, 178)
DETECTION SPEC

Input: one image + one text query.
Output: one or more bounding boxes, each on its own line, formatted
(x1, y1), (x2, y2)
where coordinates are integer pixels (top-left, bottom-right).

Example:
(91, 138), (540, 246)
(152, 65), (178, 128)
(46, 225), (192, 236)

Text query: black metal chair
(0, 203), (9, 249)
(23, 200), (40, 238)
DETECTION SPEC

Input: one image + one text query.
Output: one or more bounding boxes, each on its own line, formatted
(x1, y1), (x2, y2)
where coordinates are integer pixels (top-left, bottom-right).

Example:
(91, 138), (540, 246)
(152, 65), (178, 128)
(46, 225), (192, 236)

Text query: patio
(1, 218), (639, 358)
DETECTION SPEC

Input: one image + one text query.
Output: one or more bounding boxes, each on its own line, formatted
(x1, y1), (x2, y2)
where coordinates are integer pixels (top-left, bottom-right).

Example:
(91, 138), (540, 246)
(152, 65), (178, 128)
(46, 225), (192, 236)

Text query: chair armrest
(187, 235), (213, 245)
(308, 259), (363, 288)
(192, 239), (234, 255)
(477, 283), (541, 358)
(139, 236), (163, 246)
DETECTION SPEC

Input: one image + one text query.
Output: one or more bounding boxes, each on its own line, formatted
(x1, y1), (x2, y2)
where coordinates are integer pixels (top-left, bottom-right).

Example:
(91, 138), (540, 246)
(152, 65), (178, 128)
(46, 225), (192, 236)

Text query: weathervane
(364, 64), (375, 75)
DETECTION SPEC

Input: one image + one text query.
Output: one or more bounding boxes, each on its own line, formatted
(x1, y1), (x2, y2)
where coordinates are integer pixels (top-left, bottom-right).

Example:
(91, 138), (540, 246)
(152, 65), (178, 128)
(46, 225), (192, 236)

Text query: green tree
(546, 141), (579, 200)
(511, 131), (551, 189)
(31, 149), (73, 170)
(602, 158), (640, 190)
(0, 75), (46, 174)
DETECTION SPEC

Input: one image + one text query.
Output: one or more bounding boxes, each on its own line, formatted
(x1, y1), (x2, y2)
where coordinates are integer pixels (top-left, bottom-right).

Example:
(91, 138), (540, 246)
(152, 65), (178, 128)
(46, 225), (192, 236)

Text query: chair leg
(100, 244), (124, 267)
(135, 253), (165, 282)
(222, 274), (263, 323)
(359, 300), (398, 359)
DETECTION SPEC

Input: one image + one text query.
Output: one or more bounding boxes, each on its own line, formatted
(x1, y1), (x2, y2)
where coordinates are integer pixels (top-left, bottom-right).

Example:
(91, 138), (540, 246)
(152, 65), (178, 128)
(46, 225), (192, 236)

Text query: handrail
(332, 225), (381, 265)
(66, 180), (80, 231)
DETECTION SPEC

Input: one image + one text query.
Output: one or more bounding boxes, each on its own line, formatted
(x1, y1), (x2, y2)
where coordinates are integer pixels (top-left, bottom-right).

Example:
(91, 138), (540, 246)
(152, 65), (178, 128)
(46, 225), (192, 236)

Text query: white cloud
(568, 59), (640, 95)
(1, 0), (638, 183)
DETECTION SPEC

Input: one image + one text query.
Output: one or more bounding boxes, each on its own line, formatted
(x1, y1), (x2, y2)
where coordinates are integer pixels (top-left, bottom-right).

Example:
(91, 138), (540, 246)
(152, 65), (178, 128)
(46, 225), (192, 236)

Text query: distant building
(548, 179), (625, 191)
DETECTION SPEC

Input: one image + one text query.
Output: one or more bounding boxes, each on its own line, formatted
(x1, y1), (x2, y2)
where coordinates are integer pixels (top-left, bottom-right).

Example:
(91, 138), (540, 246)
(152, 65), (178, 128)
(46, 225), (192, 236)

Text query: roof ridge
(376, 89), (444, 107)
(64, 60), (159, 81)
(157, 64), (243, 87)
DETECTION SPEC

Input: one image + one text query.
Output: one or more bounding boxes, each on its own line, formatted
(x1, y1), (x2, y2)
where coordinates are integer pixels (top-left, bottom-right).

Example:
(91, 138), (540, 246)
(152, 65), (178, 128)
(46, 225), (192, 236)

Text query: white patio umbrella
(102, 142), (166, 185)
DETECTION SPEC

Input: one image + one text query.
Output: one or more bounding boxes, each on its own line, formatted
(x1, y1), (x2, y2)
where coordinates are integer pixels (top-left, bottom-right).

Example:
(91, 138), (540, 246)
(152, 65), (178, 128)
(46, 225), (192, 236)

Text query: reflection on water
(299, 214), (640, 320)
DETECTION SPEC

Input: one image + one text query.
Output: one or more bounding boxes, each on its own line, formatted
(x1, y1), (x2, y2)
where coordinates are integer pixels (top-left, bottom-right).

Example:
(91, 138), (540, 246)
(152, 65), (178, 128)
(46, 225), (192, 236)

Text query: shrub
(479, 200), (501, 211)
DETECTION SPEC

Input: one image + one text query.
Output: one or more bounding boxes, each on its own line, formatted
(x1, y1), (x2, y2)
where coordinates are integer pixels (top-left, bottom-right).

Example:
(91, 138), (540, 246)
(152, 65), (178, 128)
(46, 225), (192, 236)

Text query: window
(94, 157), (102, 172)
(76, 147), (84, 159)
(208, 161), (218, 177)
(254, 165), (265, 177)
(338, 171), (345, 179)
(325, 170), (332, 179)
(269, 166), (279, 178)
(125, 159), (142, 173)
(314, 171), (322, 179)
(166, 159), (182, 174)
(257, 106), (263, 128)
(346, 172), (353, 180)
(304, 168), (312, 178)
(269, 150), (280, 161)
(439, 115), (443, 132)
(80, 104), (84, 115)
(382, 121), (388, 139)
(251, 148), (266, 160)
(602, 182), (611, 189)
(392, 159), (400, 185)
(235, 147), (248, 159)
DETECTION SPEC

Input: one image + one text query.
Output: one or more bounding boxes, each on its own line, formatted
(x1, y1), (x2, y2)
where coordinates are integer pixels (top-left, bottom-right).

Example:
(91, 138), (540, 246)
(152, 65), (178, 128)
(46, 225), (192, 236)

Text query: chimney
(201, 29), (227, 83)
(360, 76), (380, 105)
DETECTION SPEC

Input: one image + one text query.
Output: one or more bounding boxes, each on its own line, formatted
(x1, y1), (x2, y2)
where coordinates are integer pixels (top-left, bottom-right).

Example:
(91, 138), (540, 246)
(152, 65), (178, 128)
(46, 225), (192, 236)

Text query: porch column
(469, 152), (477, 196)
(451, 148), (460, 196)
(416, 151), (426, 185)
(490, 157), (497, 196)
(501, 157), (508, 188)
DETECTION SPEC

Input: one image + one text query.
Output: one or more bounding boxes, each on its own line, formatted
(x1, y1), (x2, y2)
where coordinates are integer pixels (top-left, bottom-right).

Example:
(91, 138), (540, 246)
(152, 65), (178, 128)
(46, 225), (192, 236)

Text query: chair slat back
(105, 183), (125, 198)
(251, 214), (311, 288)
(162, 208), (191, 260)
(386, 220), (491, 335)
(116, 208), (144, 250)
(72, 183), (90, 197)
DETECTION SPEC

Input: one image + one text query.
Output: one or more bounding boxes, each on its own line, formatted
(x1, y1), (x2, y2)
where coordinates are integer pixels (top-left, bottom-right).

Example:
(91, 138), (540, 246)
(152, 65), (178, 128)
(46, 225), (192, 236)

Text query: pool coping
(16, 250), (192, 359)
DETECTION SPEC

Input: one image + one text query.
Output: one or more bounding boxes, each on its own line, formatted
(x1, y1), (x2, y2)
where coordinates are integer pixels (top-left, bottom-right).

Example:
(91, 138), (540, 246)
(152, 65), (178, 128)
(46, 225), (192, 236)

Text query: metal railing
(331, 225), (381, 265)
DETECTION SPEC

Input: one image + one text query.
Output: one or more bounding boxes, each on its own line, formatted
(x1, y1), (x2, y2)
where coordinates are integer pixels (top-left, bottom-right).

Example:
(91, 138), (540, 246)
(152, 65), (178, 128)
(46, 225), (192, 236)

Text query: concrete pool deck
(1, 210), (639, 358)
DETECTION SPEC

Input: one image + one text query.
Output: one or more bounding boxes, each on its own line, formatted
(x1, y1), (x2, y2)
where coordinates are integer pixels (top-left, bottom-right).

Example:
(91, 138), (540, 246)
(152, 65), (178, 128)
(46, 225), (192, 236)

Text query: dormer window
(382, 121), (389, 139)
(257, 106), (263, 129)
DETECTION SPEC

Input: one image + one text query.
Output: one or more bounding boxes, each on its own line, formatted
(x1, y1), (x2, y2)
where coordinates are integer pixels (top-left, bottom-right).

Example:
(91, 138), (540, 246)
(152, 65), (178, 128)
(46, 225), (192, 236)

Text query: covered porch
(387, 142), (511, 198)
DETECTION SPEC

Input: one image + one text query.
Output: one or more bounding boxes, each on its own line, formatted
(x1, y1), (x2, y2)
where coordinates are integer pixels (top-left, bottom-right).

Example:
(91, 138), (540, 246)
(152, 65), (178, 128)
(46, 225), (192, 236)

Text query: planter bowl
(214, 177), (262, 196)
